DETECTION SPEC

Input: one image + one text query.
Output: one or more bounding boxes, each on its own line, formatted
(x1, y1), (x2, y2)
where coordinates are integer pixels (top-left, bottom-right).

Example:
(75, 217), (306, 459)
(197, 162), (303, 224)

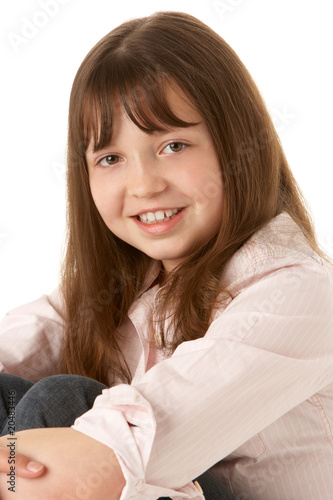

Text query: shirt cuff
(72, 384), (204, 500)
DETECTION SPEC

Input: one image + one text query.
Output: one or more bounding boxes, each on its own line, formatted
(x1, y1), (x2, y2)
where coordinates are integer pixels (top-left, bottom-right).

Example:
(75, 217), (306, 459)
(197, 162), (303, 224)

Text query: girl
(0, 10), (333, 500)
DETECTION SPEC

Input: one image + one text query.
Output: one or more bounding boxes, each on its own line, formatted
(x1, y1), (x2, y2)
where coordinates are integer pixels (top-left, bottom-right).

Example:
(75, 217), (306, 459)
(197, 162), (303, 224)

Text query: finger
(0, 446), (45, 478)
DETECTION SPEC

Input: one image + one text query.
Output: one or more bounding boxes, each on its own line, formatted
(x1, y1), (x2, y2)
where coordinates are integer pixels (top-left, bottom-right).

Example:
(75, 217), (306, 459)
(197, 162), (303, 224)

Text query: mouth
(136, 208), (184, 224)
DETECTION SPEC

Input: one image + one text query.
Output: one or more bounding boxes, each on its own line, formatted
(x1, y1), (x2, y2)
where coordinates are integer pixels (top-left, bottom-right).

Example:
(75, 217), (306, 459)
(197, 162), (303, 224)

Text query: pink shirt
(1, 213), (333, 499)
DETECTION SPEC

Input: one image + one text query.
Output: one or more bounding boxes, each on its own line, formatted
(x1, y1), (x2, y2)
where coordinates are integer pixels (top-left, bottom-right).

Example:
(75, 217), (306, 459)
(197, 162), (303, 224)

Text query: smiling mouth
(137, 208), (183, 224)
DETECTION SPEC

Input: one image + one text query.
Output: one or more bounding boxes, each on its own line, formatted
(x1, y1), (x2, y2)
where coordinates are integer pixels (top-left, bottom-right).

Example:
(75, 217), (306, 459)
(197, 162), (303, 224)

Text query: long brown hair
(61, 11), (323, 385)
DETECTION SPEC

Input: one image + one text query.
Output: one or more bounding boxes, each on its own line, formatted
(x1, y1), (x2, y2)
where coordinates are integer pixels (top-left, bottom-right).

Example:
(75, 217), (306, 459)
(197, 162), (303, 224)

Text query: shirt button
(134, 395), (140, 403)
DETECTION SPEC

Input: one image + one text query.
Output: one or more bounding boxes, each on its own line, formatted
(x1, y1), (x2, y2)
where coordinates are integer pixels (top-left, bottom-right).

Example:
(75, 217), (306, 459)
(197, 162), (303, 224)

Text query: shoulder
(221, 212), (332, 297)
(0, 287), (65, 324)
(209, 227), (333, 357)
(210, 213), (333, 343)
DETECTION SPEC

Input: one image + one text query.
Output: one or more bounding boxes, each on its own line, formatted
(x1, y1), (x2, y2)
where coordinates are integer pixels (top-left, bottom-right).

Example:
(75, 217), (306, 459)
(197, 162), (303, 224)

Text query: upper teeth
(139, 208), (180, 222)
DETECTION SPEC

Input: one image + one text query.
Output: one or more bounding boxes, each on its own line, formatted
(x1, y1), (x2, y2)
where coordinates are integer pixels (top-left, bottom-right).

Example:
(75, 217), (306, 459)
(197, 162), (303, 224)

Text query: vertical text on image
(6, 390), (17, 493)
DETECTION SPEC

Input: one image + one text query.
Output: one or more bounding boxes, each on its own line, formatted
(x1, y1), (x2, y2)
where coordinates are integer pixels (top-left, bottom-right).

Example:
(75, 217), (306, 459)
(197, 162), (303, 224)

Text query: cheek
(89, 181), (103, 212)
(89, 178), (119, 222)
(189, 164), (224, 209)
(200, 179), (224, 209)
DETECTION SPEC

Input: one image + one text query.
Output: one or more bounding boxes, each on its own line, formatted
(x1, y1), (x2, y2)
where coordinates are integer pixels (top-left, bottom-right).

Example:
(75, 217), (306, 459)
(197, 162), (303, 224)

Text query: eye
(162, 142), (186, 154)
(98, 155), (121, 167)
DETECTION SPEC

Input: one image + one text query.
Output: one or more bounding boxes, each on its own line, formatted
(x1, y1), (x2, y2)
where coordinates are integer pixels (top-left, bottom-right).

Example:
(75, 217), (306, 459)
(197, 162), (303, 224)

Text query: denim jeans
(0, 373), (239, 499)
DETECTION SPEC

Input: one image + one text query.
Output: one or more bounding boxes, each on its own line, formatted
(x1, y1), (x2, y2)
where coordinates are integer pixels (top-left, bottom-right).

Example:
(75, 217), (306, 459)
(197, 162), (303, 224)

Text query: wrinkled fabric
(1, 213), (333, 499)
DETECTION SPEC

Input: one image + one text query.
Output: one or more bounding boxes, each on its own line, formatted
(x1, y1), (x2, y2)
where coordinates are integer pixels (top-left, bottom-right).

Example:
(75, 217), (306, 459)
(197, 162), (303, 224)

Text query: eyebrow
(90, 122), (202, 154)
(153, 121), (202, 134)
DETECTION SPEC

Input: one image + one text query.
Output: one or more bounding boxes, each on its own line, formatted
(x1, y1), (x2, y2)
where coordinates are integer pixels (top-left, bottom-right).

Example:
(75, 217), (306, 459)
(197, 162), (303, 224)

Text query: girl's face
(86, 86), (224, 273)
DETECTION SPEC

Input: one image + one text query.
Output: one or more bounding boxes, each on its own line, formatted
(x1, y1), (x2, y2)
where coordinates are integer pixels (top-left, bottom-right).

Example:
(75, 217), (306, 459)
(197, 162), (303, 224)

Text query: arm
(0, 447), (44, 477)
(0, 428), (125, 500)
(0, 288), (64, 381)
(71, 261), (333, 496)
(0, 291), (125, 499)
(1, 261), (332, 498)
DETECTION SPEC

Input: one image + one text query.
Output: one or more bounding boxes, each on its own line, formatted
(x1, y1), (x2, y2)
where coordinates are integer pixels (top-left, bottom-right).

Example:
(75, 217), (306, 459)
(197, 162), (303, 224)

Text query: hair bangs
(118, 74), (199, 133)
(81, 64), (199, 153)
(81, 73), (115, 154)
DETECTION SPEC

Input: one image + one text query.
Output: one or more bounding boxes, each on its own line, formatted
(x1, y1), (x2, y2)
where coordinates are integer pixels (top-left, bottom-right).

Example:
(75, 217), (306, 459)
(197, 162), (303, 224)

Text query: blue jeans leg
(0, 373), (34, 433)
(193, 470), (240, 500)
(0, 373), (107, 434)
(158, 470), (239, 500)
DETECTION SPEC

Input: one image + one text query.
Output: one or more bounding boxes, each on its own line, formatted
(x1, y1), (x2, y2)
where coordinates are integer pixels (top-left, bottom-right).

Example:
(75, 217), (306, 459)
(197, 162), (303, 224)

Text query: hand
(0, 428), (125, 500)
(0, 445), (45, 478)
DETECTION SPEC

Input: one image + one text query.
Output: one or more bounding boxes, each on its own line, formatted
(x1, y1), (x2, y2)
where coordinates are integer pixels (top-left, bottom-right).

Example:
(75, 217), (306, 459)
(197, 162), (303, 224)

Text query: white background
(0, 0), (332, 318)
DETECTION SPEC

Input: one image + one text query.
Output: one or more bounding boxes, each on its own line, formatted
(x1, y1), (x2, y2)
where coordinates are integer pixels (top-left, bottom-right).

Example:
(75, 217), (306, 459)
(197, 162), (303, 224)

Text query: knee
(0, 372), (33, 386)
(0, 373), (34, 397)
(7, 374), (105, 430)
(32, 374), (87, 390)
(28, 374), (97, 397)
(22, 374), (106, 406)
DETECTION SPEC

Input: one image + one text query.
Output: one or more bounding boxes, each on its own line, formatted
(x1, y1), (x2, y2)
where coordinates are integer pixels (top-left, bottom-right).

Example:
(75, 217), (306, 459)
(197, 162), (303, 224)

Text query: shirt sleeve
(72, 260), (333, 499)
(0, 288), (65, 381)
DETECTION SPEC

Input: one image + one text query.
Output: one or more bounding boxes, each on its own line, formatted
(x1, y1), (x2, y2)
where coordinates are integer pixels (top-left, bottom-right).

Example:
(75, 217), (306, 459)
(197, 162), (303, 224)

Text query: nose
(126, 157), (168, 198)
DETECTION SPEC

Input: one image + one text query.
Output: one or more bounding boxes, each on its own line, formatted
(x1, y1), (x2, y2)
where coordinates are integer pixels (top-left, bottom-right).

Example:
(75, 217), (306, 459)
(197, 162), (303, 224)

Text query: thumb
(0, 446), (45, 478)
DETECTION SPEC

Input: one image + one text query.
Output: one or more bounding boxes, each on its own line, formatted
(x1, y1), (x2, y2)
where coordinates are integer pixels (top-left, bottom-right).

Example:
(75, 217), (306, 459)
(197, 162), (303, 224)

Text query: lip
(132, 207), (186, 235)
